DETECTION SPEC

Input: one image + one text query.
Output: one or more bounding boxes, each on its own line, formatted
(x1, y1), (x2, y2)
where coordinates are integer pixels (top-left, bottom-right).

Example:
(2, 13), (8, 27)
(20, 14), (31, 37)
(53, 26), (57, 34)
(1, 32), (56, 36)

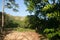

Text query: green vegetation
(3, 10), (60, 40)
(24, 0), (60, 40)
(0, 0), (60, 40)
(4, 14), (19, 28)
(14, 27), (35, 32)
(4, 13), (36, 32)
(5, 0), (19, 12)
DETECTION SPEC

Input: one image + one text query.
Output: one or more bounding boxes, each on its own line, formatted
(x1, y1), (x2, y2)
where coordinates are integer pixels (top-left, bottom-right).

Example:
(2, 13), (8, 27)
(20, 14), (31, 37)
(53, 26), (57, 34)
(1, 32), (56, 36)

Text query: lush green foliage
(23, 15), (40, 29)
(3, 0), (60, 39)
(5, 0), (19, 12)
(4, 13), (19, 28)
(4, 13), (37, 32)
(14, 27), (35, 32)
(24, 0), (60, 40)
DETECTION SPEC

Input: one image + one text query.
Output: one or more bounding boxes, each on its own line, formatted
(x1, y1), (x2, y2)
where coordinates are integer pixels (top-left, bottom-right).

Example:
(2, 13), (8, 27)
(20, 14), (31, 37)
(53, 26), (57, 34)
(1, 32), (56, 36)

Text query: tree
(24, 0), (60, 40)
(1, 0), (19, 33)
(23, 15), (40, 29)
(24, 0), (60, 18)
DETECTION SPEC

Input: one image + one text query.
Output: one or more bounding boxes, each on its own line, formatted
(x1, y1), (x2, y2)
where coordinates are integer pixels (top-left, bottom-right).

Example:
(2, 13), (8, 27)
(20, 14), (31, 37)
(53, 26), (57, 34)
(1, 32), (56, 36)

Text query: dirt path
(3, 31), (47, 40)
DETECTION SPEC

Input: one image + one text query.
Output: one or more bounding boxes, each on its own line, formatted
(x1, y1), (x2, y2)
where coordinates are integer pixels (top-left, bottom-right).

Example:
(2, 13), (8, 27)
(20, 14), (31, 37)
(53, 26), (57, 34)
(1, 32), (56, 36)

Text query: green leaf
(13, 8), (18, 12)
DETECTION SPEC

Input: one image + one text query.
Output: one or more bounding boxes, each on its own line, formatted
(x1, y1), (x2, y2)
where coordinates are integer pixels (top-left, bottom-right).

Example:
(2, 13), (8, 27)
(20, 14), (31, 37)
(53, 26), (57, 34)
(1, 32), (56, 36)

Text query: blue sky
(0, 0), (34, 17)
(0, 0), (58, 17)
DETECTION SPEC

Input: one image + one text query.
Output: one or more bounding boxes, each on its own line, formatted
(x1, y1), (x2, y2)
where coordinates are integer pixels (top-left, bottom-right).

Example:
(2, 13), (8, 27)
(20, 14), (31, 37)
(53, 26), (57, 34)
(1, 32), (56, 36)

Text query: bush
(44, 28), (60, 40)
(22, 15), (40, 29)
(4, 14), (19, 28)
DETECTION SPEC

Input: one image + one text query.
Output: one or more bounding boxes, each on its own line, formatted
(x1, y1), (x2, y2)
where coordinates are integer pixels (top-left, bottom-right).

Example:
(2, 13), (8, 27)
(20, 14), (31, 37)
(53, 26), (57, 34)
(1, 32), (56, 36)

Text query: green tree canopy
(5, 0), (19, 12)
(24, 0), (60, 19)
(24, 0), (60, 40)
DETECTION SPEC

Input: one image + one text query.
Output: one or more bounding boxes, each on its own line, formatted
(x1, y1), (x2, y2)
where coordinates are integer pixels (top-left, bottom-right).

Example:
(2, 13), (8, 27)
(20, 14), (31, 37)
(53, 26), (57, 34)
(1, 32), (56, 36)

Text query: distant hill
(12, 15), (25, 21)
(5, 13), (26, 21)
(0, 12), (25, 27)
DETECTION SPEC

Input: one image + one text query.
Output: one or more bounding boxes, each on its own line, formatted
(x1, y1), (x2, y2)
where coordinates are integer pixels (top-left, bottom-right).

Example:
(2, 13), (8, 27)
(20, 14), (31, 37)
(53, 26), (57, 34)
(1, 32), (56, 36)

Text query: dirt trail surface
(3, 31), (46, 40)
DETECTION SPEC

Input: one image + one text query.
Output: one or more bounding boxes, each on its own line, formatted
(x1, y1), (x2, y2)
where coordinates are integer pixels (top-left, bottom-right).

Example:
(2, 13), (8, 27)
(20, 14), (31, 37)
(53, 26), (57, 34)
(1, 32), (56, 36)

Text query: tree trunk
(1, 0), (4, 33)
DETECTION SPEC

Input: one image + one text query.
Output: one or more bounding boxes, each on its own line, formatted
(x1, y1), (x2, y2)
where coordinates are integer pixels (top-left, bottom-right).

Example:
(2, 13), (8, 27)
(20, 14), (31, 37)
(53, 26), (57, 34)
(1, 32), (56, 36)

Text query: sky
(0, 0), (58, 17)
(0, 0), (34, 17)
